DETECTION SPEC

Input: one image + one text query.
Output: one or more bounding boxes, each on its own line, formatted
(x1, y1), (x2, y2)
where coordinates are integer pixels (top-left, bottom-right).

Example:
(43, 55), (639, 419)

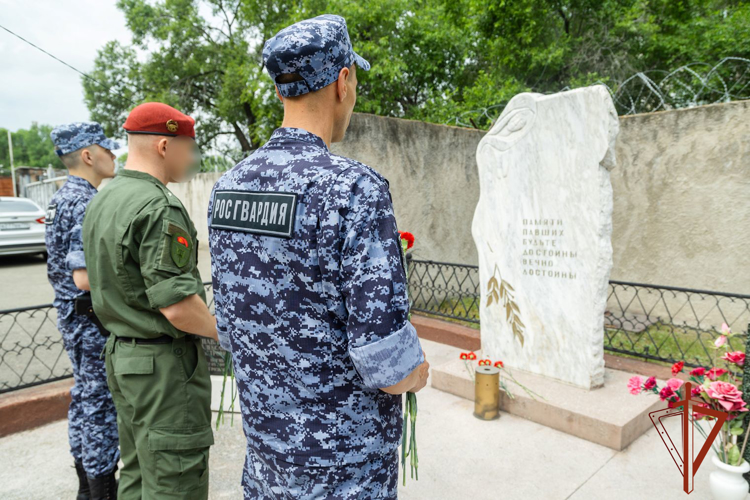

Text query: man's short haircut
(59, 149), (84, 169)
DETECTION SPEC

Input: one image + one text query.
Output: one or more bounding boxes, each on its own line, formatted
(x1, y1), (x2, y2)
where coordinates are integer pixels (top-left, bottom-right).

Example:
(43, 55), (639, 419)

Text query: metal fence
(407, 259), (750, 368)
(2, 260), (749, 393)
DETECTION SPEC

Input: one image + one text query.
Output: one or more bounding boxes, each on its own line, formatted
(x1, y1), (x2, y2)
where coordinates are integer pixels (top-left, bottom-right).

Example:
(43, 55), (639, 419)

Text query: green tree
(84, 0), (750, 149)
(0, 123), (60, 174)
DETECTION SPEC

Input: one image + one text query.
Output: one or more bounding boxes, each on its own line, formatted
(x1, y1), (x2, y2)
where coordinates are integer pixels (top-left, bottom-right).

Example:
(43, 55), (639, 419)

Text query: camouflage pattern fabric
(49, 121), (120, 156)
(45, 175), (119, 477)
(208, 127), (424, 493)
(242, 448), (398, 499)
(262, 14), (370, 97)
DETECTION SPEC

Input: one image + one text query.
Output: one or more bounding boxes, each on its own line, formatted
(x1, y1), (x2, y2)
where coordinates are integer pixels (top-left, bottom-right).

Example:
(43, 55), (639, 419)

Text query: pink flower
(722, 351), (745, 367)
(705, 381), (749, 413)
(689, 367), (706, 377)
(691, 386), (703, 397)
(715, 335), (727, 348)
(721, 323), (731, 335)
(666, 378), (684, 391)
(671, 361), (684, 375)
(706, 368), (728, 381)
(628, 376), (643, 395)
(644, 376), (657, 390)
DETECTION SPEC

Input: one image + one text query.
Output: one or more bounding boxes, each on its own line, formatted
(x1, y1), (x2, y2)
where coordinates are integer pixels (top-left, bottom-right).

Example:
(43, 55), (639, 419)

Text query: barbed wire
(452, 57), (750, 129)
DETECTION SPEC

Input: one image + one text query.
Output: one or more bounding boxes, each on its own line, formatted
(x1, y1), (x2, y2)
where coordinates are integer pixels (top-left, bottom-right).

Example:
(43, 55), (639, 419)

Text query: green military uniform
(82, 168), (213, 500)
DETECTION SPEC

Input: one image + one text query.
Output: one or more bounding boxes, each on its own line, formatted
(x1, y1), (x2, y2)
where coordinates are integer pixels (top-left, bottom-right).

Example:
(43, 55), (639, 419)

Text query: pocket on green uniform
(148, 426), (214, 492)
(114, 355), (154, 375)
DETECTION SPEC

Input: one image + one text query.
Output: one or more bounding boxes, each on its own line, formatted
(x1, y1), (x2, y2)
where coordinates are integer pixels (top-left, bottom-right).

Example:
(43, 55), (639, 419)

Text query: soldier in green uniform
(82, 102), (218, 500)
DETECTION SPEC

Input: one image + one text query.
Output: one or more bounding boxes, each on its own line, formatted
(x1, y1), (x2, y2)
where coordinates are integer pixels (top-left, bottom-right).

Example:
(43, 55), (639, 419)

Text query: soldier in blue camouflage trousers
(47, 122), (120, 500)
(209, 15), (429, 499)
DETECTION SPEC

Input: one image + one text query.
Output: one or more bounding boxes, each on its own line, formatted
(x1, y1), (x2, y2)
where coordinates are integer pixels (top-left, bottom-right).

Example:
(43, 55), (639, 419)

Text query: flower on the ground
(467, 352), (477, 361)
(398, 231), (415, 250)
(722, 351), (745, 367)
(478, 359), (491, 366)
(659, 386), (676, 401)
(666, 378), (684, 391)
(671, 361), (684, 375)
(494, 361), (504, 368)
(706, 367), (728, 381)
(628, 376), (643, 395)
(715, 335), (727, 348)
(706, 381), (749, 413)
(689, 367), (706, 377)
(644, 376), (657, 390)
(460, 352), (469, 360)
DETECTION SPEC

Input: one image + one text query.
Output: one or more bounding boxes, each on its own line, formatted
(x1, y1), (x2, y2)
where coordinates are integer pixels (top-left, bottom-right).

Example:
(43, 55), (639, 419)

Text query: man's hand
(380, 352), (430, 395)
(72, 269), (90, 291)
(160, 294), (218, 340)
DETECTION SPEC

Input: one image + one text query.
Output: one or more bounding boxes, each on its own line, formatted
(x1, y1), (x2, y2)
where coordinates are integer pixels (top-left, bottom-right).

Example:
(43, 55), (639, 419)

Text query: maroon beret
(123, 102), (195, 139)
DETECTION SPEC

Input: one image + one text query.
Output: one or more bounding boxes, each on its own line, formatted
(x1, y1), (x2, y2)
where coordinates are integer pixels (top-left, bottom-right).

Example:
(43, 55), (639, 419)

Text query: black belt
(73, 294), (109, 337)
(115, 334), (173, 344)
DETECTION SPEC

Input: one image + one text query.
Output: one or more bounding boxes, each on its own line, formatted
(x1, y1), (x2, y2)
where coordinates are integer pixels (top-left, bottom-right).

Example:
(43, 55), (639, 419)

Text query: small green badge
(170, 230), (191, 268)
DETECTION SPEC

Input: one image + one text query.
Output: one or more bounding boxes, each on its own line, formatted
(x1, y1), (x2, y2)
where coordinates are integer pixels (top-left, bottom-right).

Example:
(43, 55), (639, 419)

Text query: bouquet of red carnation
(627, 323), (749, 465)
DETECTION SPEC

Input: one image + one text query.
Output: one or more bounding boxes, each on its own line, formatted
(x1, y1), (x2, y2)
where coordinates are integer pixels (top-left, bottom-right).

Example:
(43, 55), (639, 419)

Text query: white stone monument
(472, 85), (619, 390)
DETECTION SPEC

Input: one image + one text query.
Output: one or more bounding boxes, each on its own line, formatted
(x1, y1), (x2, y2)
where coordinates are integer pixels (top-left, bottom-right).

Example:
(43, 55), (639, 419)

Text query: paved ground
(0, 338), (723, 499)
(0, 248), (732, 499)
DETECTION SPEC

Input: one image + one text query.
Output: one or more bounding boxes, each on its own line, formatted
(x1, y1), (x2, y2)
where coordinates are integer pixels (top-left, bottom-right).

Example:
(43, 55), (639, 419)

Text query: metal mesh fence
(2, 262), (748, 393)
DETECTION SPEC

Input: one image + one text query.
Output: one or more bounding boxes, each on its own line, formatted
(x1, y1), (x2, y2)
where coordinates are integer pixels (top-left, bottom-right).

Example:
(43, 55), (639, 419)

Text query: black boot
(74, 461), (91, 500)
(87, 465), (118, 500)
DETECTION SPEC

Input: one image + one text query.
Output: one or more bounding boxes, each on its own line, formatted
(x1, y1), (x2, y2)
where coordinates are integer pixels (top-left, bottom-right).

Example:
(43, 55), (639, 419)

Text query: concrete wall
(176, 101), (750, 295)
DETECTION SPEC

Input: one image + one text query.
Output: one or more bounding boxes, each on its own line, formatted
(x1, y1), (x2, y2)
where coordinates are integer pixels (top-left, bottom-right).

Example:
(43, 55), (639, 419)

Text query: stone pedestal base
(432, 355), (664, 450)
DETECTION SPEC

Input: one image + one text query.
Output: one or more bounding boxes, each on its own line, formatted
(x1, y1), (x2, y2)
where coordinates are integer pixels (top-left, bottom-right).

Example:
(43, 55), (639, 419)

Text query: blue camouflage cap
(50, 122), (121, 157)
(262, 14), (371, 97)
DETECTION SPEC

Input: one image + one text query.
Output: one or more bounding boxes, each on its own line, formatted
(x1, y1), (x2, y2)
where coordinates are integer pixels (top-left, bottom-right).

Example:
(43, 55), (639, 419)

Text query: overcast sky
(0, 0), (132, 132)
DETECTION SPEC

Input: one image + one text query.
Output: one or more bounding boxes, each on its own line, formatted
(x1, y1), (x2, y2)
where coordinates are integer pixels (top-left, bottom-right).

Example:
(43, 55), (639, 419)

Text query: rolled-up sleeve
(65, 202), (87, 271)
(135, 206), (203, 310)
(322, 172), (424, 390)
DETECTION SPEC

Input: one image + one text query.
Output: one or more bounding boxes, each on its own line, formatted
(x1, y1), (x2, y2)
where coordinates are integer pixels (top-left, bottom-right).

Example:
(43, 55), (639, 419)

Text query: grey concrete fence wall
(173, 100), (749, 295)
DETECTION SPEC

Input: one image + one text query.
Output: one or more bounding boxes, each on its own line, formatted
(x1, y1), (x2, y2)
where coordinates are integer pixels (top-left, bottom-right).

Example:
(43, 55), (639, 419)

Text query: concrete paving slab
(0, 338), (739, 499)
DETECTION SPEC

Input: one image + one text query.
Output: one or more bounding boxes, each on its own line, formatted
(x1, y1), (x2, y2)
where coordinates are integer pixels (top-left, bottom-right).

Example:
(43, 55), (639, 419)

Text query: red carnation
(460, 353), (469, 360)
(706, 368), (728, 381)
(467, 352), (477, 361)
(478, 359), (491, 366)
(689, 367), (706, 377)
(644, 376), (657, 390)
(494, 361), (504, 368)
(659, 386), (675, 401)
(398, 231), (415, 250)
(671, 361), (684, 375)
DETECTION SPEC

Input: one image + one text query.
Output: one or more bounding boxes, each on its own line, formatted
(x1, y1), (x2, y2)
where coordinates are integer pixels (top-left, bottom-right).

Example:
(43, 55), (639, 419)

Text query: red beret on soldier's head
(123, 102), (196, 139)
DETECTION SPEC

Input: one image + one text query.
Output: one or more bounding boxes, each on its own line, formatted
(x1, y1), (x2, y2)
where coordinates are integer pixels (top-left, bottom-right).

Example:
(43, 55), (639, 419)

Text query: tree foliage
(0, 123), (60, 172)
(83, 0), (750, 156)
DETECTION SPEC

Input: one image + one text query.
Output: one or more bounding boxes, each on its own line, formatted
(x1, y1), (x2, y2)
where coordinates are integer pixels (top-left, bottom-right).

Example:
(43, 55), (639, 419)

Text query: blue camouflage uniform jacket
(208, 127), (424, 467)
(45, 175), (98, 320)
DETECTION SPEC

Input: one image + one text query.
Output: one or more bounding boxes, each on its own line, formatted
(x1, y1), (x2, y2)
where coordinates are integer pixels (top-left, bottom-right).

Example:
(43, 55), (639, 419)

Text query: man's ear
(157, 137), (169, 158)
(80, 148), (94, 167)
(275, 86), (284, 103)
(336, 66), (350, 103)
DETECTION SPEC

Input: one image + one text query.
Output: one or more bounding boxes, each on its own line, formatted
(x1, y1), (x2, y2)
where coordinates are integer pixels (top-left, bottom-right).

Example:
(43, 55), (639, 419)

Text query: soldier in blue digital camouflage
(208, 14), (430, 499)
(46, 122), (120, 500)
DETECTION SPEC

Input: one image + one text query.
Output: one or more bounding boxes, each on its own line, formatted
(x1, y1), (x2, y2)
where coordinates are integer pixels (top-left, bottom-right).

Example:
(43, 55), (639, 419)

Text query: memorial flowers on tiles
(627, 323), (749, 465)
(460, 352), (543, 401)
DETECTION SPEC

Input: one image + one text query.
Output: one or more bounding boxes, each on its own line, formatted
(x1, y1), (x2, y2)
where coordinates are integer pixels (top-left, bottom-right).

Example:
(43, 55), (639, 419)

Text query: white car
(0, 197), (47, 257)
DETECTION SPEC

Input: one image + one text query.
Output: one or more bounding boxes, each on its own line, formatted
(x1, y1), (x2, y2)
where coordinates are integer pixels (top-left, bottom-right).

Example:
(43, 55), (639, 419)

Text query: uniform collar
(117, 168), (167, 187)
(67, 174), (97, 191)
(269, 127), (329, 150)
